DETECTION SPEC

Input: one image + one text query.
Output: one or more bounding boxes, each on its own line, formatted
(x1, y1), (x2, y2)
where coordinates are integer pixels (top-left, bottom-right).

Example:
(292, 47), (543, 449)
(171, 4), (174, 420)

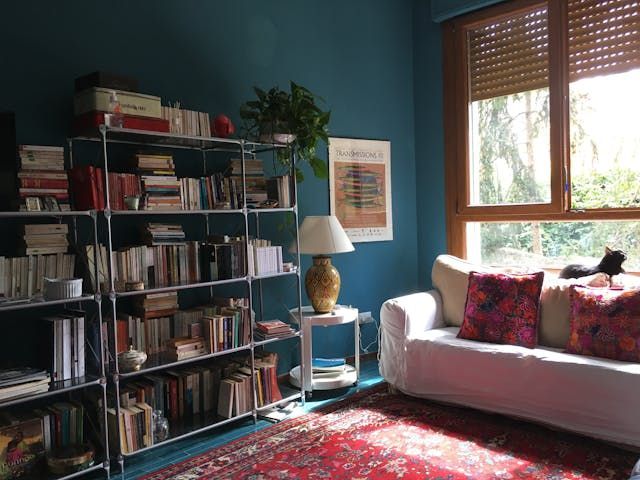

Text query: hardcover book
(0, 417), (44, 479)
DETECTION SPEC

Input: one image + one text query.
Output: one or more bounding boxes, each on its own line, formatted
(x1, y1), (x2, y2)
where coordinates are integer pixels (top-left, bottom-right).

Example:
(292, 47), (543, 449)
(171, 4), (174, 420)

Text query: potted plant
(240, 81), (330, 181)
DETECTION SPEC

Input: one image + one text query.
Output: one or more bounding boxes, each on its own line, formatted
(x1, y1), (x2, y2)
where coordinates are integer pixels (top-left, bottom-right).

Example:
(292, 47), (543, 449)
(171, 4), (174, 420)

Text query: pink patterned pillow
(458, 271), (544, 348)
(567, 286), (640, 363)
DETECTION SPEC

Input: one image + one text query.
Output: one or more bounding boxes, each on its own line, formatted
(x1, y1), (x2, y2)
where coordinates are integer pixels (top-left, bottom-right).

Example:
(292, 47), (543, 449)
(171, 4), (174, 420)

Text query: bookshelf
(69, 125), (305, 475)
(0, 207), (111, 480)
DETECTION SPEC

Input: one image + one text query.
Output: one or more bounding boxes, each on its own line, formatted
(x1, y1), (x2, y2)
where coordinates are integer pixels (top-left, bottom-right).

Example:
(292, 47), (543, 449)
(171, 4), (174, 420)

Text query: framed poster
(329, 137), (393, 242)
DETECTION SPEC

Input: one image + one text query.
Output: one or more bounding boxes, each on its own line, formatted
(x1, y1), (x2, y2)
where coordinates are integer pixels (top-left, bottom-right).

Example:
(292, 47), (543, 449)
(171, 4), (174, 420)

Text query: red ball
(212, 114), (235, 138)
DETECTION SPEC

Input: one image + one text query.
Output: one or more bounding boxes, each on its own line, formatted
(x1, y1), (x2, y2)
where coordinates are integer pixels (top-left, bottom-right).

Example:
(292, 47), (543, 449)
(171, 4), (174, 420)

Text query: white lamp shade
(290, 215), (355, 255)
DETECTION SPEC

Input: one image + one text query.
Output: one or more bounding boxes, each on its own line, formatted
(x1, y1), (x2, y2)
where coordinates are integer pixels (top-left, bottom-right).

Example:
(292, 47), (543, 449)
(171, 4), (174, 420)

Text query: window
(444, 0), (640, 267)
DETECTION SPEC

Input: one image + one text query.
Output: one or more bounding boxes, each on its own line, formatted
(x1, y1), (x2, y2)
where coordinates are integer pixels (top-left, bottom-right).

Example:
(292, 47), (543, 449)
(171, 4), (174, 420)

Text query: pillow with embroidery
(458, 271), (545, 348)
(567, 286), (640, 363)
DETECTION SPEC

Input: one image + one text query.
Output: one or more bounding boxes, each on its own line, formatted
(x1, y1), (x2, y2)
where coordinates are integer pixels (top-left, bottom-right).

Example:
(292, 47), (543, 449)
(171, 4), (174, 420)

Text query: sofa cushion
(567, 286), (640, 363)
(431, 255), (495, 327)
(458, 271), (544, 348)
(431, 254), (614, 348)
(539, 273), (610, 348)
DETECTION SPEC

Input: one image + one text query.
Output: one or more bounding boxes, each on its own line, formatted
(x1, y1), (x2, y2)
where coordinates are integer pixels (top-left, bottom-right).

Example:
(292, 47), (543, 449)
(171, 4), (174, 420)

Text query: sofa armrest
(380, 290), (445, 339)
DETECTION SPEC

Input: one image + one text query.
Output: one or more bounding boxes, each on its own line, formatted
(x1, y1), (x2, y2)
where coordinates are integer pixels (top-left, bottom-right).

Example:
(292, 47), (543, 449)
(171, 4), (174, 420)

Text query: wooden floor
(112, 359), (383, 479)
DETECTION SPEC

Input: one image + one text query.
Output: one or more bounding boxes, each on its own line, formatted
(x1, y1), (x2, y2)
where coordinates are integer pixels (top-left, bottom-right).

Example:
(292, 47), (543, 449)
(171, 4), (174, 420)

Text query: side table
(288, 305), (359, 396)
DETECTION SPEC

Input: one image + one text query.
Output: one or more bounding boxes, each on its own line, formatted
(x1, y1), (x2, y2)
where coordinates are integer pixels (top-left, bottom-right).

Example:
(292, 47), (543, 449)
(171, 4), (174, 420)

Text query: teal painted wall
(0, 1), (423, 372)
(414, 0), (447, 289)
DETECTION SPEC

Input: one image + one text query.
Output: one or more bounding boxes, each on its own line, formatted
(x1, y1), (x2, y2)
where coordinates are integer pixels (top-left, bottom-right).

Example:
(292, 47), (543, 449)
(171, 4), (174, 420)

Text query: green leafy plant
(240, 81), (330, 181)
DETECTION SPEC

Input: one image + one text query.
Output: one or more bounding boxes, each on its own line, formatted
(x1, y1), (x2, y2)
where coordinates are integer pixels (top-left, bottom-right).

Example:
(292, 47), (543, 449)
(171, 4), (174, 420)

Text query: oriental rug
(140, 383), (636, 480)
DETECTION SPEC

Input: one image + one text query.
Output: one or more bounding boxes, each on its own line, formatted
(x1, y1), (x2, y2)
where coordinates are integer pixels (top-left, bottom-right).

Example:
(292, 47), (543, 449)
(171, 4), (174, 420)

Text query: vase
(305, 255), (340, 313)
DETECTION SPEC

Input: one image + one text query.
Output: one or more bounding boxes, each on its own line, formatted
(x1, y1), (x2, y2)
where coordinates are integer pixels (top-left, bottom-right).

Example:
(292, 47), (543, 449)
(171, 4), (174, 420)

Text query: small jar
(152, 410), (169, 443)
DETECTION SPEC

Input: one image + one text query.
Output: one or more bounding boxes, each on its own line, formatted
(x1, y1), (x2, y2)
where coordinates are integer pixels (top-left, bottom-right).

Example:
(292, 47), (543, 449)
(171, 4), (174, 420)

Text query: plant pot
(259, 132), (296, 145)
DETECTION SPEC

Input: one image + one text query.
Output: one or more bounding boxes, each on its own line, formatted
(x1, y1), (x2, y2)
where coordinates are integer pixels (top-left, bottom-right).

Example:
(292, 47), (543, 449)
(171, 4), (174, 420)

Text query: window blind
(569, 0), (640, 82)
(469, 0), (640, 101)
(469, 6), (549, 101)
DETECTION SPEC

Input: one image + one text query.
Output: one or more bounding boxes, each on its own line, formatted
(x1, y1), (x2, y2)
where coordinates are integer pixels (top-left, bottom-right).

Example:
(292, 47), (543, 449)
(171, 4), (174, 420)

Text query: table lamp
(291, 216), (355, 313)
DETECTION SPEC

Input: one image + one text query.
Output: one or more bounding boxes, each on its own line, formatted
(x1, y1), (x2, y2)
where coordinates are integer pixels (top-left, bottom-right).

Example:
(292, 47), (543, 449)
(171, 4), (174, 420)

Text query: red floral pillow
(457, 271), (545, 348)
(567, 286), (640, 363)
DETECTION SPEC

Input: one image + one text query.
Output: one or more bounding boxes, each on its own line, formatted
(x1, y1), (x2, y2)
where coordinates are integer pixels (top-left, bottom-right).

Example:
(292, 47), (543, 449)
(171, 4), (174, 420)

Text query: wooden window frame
(443, 0), (640, 258)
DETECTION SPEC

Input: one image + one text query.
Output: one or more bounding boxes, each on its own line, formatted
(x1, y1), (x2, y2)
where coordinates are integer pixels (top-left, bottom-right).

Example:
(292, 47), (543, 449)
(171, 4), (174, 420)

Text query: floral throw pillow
(457, 271), (545, 348)
(567, 286), (640, 363)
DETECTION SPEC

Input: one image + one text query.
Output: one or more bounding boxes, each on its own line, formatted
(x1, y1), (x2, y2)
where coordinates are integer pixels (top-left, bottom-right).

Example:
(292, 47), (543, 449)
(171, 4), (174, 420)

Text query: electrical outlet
(358, 311), (374, 324)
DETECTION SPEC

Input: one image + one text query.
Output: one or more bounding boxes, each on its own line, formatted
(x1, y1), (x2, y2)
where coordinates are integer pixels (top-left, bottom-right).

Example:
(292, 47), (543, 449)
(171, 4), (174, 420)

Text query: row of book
(68, 159), (290, 212)
(0, 253), (76, 300)
(0, 402), (86, 477)
(110, 352), (282, 453)
(247, 239), (284, 276)
(43, 311), (86, 381)
(115, 297), (250, 358)
(161, 105), (212, 137)
(87, 239), (251, 292)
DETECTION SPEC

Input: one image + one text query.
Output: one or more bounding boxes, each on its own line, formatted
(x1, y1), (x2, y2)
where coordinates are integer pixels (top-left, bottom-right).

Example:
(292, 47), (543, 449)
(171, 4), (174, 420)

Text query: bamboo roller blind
(469, 0), (640, 101)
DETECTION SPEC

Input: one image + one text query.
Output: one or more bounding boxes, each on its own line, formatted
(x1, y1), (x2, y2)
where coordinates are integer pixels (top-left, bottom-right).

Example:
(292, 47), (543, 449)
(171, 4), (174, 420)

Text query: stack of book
(0, 367), (50, 401)
(161, 105), (211, 137)
(133, 292), (179, 318)
(173, 308), (206, 338)
(136, 154), (181, 210)
(143, 223), (186, 245)
(17, 145), (70, 212)
(228, 159), (267, 207)
(312, 357), (347, 376)
(166, 337), (206, 361)
(116, 314), (171, 356)
(21, 223), (68, 255)
(42, 311), (86, 381)
(266, 175), (293, 208)
(72, 71), (168, 133)
(0, 253), (76, 299)
(247, 239), (283, 276)
(254, 319), (295, 341)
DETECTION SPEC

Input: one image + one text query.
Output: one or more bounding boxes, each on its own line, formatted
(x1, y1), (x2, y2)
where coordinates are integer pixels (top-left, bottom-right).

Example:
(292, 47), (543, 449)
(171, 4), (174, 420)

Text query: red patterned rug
(140, 383), (637, 479)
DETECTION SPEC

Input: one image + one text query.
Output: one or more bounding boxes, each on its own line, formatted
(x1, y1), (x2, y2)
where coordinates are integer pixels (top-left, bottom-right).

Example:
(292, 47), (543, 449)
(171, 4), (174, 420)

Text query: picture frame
(43, 196), (60, 212)
(328, 137), (393, 242)
(25, 197), (42, 212)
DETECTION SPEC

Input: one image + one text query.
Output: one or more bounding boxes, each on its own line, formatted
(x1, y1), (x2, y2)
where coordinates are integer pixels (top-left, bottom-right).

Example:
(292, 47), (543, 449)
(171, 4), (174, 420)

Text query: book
(73, 111), (170, 134)
(0, 416), (45, 478)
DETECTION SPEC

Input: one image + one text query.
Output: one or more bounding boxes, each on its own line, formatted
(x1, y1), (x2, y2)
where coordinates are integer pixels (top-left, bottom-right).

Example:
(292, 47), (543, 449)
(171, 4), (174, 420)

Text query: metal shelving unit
(70, 125), (305, 476)
(0, 205), (111, 479)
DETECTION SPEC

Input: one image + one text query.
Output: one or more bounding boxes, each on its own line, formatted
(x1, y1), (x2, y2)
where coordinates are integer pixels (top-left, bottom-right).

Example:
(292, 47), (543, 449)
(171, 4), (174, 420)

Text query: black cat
(558, 247), (627, 279)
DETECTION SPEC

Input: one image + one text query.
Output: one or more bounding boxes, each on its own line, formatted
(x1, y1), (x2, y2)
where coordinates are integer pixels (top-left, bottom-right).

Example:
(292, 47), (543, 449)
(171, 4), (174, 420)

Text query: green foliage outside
(475, 92), (640, 270)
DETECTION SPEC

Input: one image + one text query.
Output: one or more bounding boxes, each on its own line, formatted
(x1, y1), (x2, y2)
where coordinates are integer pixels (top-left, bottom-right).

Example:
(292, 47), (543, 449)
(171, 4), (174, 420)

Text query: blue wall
(414, 0), (447, 289)
(1, 1), (428, 371)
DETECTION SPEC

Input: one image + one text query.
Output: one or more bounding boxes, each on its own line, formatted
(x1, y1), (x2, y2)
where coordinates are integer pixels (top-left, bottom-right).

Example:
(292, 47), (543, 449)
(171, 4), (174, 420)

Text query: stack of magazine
(312, 358), (347, 378)
(0, 367), (50, 402)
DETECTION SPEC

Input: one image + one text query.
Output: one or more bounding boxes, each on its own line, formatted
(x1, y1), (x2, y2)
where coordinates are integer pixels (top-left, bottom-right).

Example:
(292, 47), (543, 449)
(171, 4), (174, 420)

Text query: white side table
(289, 305), (359, 396)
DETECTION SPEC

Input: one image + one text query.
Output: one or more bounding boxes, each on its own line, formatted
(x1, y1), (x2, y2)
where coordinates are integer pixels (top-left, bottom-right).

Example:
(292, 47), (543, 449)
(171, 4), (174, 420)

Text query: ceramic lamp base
(305, 255), (341, 313)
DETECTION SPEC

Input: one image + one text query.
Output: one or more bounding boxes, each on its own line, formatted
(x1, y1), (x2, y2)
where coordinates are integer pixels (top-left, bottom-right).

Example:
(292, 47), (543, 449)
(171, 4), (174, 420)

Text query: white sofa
(379, 254), (640, 449)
